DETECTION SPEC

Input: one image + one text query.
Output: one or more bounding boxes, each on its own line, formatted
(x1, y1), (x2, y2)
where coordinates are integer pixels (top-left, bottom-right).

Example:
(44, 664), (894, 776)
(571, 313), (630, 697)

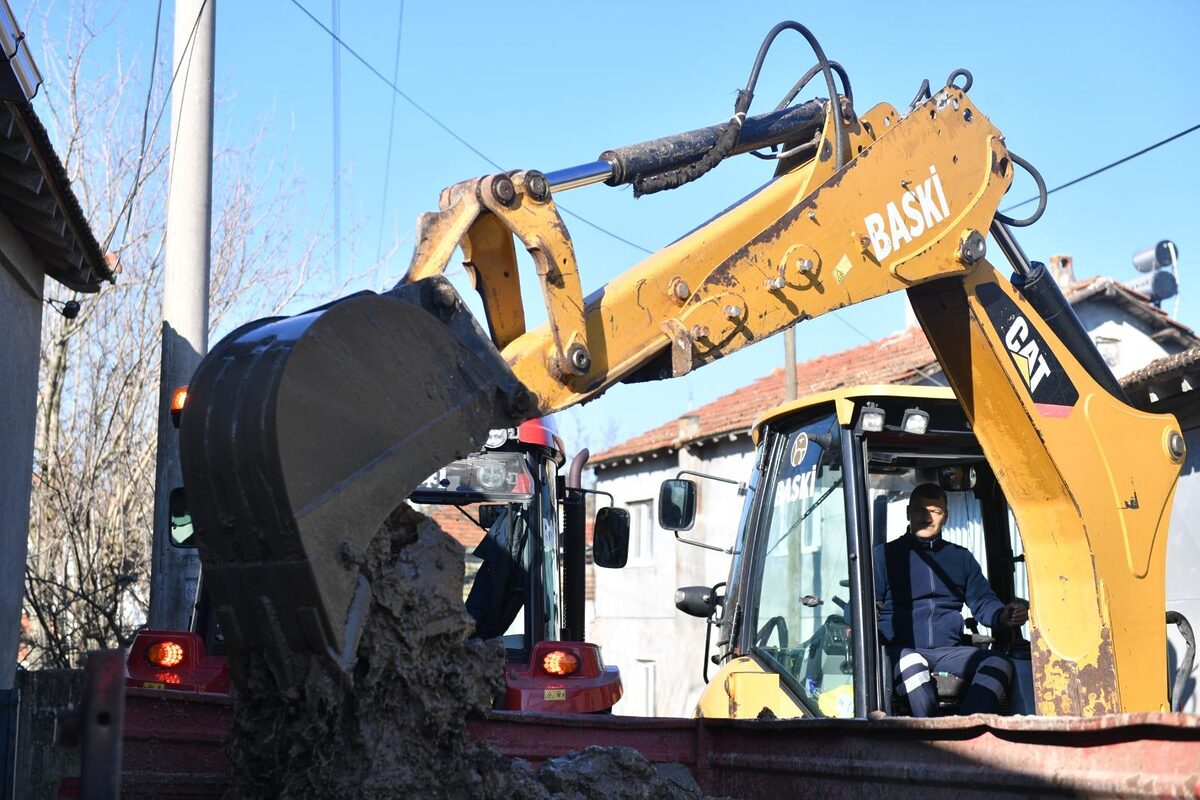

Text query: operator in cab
(874, 483), (1029, 717)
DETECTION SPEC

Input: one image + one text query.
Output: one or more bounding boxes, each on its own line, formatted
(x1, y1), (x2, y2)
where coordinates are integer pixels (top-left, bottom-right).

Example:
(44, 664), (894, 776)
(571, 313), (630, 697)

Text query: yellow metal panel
(696, 657), (807, 720)
(910, 267), (1182, 714)
(501, 92), (1011, 410)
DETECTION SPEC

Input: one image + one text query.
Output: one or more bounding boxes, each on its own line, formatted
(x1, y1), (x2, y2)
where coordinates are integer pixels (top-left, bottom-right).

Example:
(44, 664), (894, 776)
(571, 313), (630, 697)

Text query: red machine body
(503, 641), (622, 713)
(124, 630), (230, 694)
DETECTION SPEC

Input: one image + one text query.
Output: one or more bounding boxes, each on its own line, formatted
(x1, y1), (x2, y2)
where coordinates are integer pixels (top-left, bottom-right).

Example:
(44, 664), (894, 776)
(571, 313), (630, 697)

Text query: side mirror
(593, 507), (630, 568)
(477, 503), (507, 529)
(939, 465), (978, 492)
(168, 487), (196, 548)
(674, 585), (720, 619)
(658, 479), (697, 531)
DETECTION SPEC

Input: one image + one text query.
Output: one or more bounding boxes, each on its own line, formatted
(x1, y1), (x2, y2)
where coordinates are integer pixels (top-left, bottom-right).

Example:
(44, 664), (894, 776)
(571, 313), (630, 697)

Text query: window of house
(1094, 335), (1121, 369)
(637, 659), (658, 716)
(628, 499), (655, 564)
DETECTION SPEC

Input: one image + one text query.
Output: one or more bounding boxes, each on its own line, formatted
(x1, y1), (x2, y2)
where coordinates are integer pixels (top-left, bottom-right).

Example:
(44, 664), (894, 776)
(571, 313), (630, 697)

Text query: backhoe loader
(177, 19), (1187, 722)
(658, 384), (1197, 720)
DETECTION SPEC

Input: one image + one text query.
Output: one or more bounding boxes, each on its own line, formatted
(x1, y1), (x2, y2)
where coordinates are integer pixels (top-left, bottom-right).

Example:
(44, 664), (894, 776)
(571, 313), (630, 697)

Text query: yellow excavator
(661, 383), (1195, 719)
(178, 21), (1184, 715)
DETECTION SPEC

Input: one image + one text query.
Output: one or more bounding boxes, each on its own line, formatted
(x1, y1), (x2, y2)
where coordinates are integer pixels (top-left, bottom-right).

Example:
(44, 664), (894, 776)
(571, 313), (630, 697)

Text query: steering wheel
(756, 615), (789, 650)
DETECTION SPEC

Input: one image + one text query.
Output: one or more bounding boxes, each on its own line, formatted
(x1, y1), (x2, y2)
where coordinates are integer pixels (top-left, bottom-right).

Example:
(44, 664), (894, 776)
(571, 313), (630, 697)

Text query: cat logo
(976, 282), (1079, 416)
(1004, 315), (1052, 392)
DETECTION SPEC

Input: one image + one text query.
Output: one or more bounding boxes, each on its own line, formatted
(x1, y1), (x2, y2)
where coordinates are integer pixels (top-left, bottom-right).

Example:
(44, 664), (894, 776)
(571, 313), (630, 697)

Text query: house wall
(0, 214), (45, 691)
(1075, 299), (1187, 377)
(592, 438), (755, 717)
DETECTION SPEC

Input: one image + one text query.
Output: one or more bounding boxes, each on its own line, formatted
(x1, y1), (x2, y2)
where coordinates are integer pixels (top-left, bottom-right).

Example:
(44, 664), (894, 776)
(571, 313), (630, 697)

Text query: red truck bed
(109, 688), (1200, 799)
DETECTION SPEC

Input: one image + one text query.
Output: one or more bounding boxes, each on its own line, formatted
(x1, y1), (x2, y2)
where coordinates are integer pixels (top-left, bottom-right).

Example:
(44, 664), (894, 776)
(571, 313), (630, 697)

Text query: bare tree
(22, 4), (365, 669)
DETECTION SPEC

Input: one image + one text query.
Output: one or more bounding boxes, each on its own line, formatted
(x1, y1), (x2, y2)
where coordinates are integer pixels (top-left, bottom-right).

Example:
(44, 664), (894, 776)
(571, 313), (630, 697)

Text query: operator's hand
(1000, 600), (1029, 628)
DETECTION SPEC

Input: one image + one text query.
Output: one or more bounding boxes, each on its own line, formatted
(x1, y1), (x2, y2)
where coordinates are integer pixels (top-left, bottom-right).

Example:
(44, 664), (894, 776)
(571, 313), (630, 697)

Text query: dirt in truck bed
(223, 505), (721, 799)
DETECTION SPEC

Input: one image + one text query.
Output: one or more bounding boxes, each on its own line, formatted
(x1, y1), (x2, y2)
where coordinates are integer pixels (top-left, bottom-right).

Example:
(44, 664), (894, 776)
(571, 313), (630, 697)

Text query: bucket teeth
(179, 277), (531, 687)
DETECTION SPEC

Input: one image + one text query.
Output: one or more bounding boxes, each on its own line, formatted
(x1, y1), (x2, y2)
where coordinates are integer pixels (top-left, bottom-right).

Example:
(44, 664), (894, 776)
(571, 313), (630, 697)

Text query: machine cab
(679, 386), (1031, 720)
(409, 417), (625, 713)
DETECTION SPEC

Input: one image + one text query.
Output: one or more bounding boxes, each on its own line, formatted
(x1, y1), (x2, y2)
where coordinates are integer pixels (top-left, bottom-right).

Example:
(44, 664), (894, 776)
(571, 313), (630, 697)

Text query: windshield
(750, 412), (855, 718)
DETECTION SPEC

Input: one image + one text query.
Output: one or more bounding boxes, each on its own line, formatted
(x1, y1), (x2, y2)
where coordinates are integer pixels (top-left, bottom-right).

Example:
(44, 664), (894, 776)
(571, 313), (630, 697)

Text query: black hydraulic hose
(601, 101), (827, 188)
(991, 221), (1130, 403)
(561, 449), (589, 642)
(995, 151), (1048, 228)
(744, 21), (846, 171)
(630, 20), (846, 196)
(777, 60), (853, 111)
(1168, 610), (1195, 713)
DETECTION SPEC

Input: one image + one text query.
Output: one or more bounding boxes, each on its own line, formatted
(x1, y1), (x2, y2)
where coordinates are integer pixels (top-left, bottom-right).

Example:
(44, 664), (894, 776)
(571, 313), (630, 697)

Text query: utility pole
(784, 327), (797, 402)
(148, 0), (214, 629)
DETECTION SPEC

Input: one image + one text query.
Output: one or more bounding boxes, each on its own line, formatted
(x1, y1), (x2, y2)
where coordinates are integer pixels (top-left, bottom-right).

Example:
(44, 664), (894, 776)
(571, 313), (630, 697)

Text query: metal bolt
(524, 171), (550, 202)
(1168, 430), (1186, 462)
(807, 211), (817, 222)
(504, 385), (536, 417)
(670, 277), (691, 303)
(567, 343), (591, 374)
(723, 304), (742, 320)
(491, 174), (517, 207)
(690, 324), (710, 340)
(796, 258), (815, 272)
(959, 230), (986, 265)
(766, 277), (786, 290)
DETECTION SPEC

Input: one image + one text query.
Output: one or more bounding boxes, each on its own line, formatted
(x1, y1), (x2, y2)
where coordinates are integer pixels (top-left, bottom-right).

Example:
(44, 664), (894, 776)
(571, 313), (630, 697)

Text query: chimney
(676, 414), (701, 444)
(1048, 254), (1075, 292)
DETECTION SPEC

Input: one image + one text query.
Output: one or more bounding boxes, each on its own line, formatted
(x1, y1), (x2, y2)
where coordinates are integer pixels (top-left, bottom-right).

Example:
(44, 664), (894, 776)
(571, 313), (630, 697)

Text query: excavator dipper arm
(180, 33), (1183, 712)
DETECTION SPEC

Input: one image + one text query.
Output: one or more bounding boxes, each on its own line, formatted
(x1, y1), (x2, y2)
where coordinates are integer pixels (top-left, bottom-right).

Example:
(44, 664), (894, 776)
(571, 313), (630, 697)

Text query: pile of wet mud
(222, 505), (722, 799)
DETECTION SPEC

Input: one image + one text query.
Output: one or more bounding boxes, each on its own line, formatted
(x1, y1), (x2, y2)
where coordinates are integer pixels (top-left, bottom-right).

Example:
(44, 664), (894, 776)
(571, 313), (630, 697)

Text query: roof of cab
(751, 384), (958, 443)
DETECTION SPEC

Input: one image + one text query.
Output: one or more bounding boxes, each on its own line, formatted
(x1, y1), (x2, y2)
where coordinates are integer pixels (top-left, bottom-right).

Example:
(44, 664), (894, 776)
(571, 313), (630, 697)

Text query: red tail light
(542, 650), (580, 676)
(147, 640), (185, 668)
(170, 386), (188, 428)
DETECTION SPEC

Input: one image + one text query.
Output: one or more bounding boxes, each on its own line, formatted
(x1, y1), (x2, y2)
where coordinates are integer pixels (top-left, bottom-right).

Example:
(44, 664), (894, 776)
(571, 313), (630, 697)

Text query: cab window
(750, 412), (855, 718)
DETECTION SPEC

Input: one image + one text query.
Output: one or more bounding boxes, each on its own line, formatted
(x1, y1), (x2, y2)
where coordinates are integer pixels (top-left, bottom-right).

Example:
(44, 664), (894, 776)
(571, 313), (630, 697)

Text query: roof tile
(594, 327), (936, 464)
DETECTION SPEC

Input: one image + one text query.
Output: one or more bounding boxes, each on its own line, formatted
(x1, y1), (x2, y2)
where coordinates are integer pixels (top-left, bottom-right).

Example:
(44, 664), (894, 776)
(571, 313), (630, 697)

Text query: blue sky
(27, 1), (1200, 449)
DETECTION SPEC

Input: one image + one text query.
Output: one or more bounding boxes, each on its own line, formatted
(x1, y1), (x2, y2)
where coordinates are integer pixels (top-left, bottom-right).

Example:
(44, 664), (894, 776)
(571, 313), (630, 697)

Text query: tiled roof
(1066, 276), (1195, 345)
(425, 505), (487, 550)
(592, 327), (937, 465)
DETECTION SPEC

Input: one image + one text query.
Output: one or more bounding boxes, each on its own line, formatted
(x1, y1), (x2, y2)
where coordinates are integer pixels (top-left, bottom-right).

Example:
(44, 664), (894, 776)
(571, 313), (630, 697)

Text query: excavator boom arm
(180, 62), (1183, 713)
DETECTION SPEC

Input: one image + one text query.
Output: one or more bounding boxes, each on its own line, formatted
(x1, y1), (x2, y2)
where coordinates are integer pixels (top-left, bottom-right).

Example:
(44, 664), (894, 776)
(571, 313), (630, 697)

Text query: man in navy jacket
(874, 483), (1028, 716)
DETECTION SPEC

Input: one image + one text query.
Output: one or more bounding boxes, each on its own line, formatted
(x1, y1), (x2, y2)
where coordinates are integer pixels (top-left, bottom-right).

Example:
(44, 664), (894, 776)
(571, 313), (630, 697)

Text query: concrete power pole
(148, 0), (214, 629)
(784, 327), (797, 402)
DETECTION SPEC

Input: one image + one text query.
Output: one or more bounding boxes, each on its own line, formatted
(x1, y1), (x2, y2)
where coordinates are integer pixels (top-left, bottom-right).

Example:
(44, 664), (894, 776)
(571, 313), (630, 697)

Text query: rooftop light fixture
(901, 407), (931, 435)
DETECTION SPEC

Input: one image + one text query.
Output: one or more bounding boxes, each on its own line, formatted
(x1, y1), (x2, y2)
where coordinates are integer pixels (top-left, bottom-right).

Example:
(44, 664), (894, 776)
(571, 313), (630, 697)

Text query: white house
(590, 261), (1198, 717)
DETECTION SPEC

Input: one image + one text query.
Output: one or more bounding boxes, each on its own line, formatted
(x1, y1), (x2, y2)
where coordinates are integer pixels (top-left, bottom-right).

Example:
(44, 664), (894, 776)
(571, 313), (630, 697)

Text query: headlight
(476, 463), (507, 490)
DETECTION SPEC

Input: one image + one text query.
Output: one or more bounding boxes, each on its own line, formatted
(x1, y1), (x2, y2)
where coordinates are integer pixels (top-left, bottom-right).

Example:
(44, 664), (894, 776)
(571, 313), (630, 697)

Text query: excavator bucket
(178, 276), (535, 689)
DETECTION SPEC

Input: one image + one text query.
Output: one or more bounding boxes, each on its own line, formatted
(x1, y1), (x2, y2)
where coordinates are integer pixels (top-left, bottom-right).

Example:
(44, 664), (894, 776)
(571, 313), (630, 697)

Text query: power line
(108, 0), (209, 252)
(376, 1), (404, 261)
(287, 0), (652, 255)
(1002, 122), (1200, 213)
(331, 0), (342, 277)
(114, 0), (163, 252)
